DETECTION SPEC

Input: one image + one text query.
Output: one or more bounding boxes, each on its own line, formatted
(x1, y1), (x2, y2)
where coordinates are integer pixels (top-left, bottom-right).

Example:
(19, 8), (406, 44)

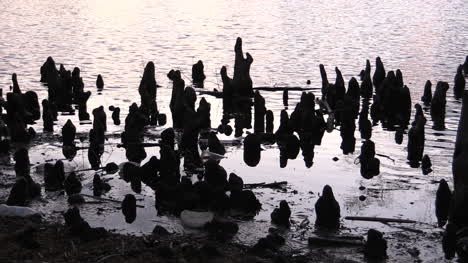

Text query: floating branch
(345, 216), (416, 224)
(253, 86), (314, 91)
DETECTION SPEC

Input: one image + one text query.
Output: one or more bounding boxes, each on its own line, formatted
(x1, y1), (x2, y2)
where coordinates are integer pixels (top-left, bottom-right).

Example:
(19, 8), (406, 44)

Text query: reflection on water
(0, 0), (467, 261)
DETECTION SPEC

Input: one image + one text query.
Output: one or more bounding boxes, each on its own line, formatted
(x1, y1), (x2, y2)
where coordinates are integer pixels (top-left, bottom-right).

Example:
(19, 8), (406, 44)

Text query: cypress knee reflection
(243, 133), (262, 167)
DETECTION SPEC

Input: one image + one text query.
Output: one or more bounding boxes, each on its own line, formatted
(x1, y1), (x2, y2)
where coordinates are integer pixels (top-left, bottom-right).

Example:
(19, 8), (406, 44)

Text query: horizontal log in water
(198, 86), (316, 98)
(345, 216), (416, 224)
(253, 86), (315, 91)
(244, 181), (287, 189)
(117, 143), (161, 148)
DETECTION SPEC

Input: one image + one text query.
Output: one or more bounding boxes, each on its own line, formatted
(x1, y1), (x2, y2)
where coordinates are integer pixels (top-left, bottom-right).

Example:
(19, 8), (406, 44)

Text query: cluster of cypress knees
(0, 37), (467, 260)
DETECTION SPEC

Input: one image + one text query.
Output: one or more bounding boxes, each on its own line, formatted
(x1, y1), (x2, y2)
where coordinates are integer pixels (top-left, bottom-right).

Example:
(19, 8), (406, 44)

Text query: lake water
(0, 0), (467, 261)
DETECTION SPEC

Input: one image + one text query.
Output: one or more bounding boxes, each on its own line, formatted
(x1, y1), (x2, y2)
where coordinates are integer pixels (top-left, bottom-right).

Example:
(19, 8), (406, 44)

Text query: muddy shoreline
(0, 213), (446, 263)
(0, 216), (333, 263)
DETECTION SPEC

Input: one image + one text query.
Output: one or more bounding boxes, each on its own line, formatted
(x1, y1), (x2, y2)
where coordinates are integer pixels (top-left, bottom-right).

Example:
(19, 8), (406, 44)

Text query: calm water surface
(0, 0), (467, 261)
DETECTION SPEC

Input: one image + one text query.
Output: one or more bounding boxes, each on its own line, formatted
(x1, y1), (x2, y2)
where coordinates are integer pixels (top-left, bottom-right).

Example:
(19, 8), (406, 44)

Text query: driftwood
(345, 216), (416, 224)
(117, 143), (161, 148)
(81, 194), (144, 208)
(367, 187), (412, 191)
(244, 181), (287, 189)
(308, 235), (365, 247)
(197, 86), (315, 98)
(253, 86), (314, 91)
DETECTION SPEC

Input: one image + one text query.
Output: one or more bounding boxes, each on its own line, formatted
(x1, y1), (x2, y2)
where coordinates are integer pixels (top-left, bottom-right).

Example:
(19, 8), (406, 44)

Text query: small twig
(97, 254), (122, 263)
(354, 156), (361, 165)
(376, 153), (396, 163)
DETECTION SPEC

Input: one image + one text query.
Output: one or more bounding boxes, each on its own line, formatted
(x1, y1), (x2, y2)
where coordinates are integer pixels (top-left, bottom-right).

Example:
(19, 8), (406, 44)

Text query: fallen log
(198, 86), (315, 97)
(308, 235), (365, 247)
(117, 143), (161, 148)
(244, 181), (287, 189)
(253, 86), (314, 91)
(345, 216), (416, 224)
(367, 188), (412, 191)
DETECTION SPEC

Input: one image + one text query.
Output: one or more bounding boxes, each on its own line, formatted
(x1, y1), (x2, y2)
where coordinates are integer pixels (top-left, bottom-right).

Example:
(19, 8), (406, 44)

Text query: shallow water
(1, 0), (468, 261)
